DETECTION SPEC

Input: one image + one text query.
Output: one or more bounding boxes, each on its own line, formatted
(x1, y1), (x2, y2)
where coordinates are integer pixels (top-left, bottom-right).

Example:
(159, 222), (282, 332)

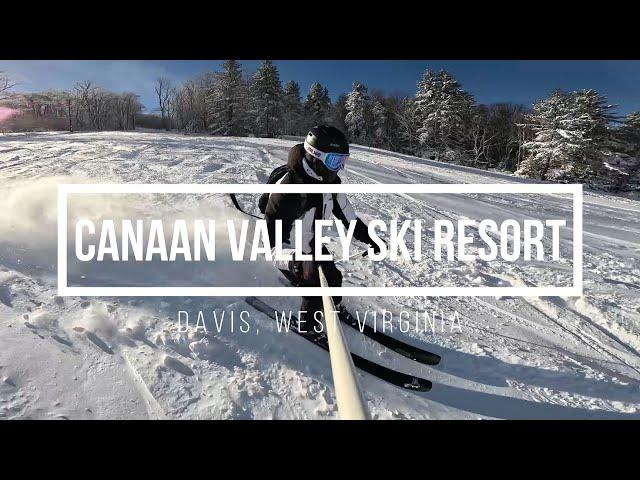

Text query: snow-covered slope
(1, 130), (639, 419)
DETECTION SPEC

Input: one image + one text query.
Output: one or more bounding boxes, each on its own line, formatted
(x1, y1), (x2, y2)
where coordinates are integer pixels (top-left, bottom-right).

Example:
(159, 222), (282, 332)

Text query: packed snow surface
(1, 131), (639, 419)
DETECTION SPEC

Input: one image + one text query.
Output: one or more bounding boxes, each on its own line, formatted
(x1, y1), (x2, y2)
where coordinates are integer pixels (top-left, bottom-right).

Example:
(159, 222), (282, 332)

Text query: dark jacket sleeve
(258, 193), (270, 214)
(265, 192), (302, 248)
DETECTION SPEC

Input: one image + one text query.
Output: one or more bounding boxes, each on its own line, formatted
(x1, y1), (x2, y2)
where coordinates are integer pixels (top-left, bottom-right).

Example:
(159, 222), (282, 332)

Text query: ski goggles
(303, 140), (349, 171)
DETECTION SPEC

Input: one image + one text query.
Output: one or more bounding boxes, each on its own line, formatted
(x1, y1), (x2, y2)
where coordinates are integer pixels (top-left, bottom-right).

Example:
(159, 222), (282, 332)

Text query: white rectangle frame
(58, 183), (583, 297)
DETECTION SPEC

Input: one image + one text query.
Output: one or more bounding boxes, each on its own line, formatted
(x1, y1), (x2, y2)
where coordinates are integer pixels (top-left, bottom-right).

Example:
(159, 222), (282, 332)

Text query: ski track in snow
(0, 130), (639, 419)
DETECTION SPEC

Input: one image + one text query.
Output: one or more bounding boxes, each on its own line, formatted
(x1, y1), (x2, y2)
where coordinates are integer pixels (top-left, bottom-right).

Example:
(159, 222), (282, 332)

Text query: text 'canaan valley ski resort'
(74, 217), (568, 264)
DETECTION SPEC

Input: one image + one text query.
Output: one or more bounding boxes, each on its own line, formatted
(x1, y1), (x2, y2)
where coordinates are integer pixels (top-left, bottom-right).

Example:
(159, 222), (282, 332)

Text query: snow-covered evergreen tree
(605, 111), (640, 190)
(371, 97), (388, 148)
(282, 80), (304, 135)
(618, 111), (640, 149)
(573, 89), (615, 141)
(414, 69), (438, 149)
(250, 60), (283, 138)
(438, 71), (474, 150)
(618, 112), (640, 186)
(206, 60), (249, 136)
(415, 69), (473, 154)
(332, 93), (349, 135)
(518, 89), (616, 181)
(304, 82), (332, 128)
(396, 97), (421, 155)
(517, 90), (590, 180)
(573, 89), (616, 175)
(345, 81), (371, 142)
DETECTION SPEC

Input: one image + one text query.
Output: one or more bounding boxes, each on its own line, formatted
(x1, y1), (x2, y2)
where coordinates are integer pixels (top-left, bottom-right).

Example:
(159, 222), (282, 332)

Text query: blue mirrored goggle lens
(323, 153), (348, 171)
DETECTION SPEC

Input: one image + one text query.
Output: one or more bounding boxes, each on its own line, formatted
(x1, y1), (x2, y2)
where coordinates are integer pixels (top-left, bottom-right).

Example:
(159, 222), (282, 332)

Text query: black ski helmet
(305, 125), (349, 156)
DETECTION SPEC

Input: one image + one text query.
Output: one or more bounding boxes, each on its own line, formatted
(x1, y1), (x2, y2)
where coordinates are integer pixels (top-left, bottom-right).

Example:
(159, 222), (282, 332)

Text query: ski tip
(418, 353), (441, 366)
(397, 348), (441, 366)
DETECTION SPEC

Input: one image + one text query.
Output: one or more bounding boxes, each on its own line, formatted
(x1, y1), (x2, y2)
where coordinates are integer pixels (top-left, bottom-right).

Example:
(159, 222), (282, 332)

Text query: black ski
(337, 309), (441, 366)
(245, 296), (432, 392)
(276, 277), (441, 366)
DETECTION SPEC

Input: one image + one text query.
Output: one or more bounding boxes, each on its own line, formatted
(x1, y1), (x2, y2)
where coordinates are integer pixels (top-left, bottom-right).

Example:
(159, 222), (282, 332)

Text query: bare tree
(0, 72), (16, 98)
(469, 113), (495, 167)
(73, 81), (97, 129)
(124, 92), (143, 130)
(155, 77), (172, 130)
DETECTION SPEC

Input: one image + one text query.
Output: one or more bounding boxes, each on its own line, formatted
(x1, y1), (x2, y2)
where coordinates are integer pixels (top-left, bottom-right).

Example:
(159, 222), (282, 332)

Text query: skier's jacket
(260, 143), (375, 272)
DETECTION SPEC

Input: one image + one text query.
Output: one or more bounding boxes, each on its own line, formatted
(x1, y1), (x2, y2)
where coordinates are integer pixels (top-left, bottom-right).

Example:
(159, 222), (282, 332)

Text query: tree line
(161, 61), (639, 190)
(1, 64), (638, 191)
(0, 76), (144, 132)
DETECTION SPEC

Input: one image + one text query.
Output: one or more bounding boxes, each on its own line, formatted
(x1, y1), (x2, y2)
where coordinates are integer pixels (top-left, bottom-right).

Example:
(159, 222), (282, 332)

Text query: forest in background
(1, 62), (638, 191)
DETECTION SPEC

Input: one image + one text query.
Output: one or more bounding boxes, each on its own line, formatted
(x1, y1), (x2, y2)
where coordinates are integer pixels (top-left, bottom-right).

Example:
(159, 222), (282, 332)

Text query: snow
(1, 130), (639, 419)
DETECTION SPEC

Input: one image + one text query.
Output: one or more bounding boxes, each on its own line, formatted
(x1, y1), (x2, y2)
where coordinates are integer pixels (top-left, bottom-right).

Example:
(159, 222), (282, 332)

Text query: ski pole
(336, 249), (369, 264)
(318, 265), (369, 420)
(350, 248), (369, 259)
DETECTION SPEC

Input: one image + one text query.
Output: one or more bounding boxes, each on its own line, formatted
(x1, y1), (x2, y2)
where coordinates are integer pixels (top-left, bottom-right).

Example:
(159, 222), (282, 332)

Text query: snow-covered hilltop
(1, 130), (639, 419)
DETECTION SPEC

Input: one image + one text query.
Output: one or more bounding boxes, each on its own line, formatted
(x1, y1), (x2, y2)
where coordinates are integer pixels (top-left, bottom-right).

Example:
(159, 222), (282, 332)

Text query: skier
(259, 125), (383, 336)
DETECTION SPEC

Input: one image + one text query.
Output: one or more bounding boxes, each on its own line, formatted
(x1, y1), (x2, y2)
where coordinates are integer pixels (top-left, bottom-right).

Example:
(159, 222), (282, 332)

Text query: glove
(356, 222), (386, 257)
(368, 239), (387, 256)
(289, 260), (319, 285)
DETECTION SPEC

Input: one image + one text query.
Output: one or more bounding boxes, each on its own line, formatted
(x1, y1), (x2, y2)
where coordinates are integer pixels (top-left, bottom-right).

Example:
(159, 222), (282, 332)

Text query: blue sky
(1, 60), (639, 116)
